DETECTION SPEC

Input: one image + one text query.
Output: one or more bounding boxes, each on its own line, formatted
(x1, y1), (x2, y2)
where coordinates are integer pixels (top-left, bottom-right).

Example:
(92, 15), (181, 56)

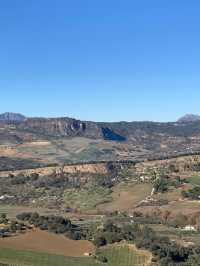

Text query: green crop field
(0, 248), (97, 266)
(187, 175), (200, 186)
(0, 245), (150, 266)
(64, 186), (112, 211)
(99, 245), (150, 266)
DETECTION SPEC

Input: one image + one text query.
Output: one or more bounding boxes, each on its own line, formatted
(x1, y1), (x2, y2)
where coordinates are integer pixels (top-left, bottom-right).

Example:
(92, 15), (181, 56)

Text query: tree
(96, 255), (108, 263)
(10, 221), (17, 233)
(94, 235), (107, 247)
(0, 213), (8, 224)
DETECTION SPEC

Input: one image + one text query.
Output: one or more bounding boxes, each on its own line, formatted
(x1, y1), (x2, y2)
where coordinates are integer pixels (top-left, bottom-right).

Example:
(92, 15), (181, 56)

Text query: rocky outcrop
(0, 155), (200, 180)
(0, 161), (134, 178)
(18, 117), (102, 138)
(0, 162), (109, 178)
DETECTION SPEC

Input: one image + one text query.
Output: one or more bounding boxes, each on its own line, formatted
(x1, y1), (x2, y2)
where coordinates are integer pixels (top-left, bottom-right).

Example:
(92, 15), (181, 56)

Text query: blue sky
(0, 0), (200, 122)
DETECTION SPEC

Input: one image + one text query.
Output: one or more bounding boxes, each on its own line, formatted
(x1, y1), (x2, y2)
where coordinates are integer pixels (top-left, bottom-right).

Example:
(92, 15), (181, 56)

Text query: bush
(182, 186), (200, 200)
(96, 254), (108, 263)
(16, 212), (32, 221)
(93, 236), (107, 247)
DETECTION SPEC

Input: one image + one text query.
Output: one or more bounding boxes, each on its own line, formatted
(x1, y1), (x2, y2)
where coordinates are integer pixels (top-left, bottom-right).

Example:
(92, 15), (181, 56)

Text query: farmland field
(64, 186), (112, 211)
(0, 229), (95, 257)
(187, 175), (200, 186)
(0, 248), (97, 266)
(0, 204), (55, 219)
(0, 244), (150, 266)
(98, 182), (153, 212)
(99, 244), (152, 266)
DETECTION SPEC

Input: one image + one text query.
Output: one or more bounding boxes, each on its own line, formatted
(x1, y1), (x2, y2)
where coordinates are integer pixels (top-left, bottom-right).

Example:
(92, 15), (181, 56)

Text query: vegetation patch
(0, 248), (97, 266)
(97, 244), (151, 266)
(0, 244), (152, 266)
(64, 186), (112, 211)
(182, 186), (200, 200)
(187, 175), (200, 186)
(98, 182), (153, 212)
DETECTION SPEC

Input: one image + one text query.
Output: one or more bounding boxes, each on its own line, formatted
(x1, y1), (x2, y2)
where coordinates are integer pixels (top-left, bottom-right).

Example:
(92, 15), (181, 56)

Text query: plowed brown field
(0, 229), (95, 257)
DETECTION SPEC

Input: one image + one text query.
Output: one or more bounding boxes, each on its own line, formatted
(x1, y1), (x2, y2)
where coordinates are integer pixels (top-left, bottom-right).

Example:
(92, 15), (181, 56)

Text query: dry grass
(98, 182), (153, 212)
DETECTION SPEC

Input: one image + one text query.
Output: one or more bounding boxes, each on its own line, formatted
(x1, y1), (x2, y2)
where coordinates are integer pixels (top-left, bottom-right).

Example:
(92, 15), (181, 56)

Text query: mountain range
(1, 112), (200, 123)
(1, 112), (200, 140)
(1, 112), (200, 168)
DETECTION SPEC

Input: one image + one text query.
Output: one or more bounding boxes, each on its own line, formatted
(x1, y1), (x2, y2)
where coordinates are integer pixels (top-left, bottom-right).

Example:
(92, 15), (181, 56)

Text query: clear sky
(1, 0), (200, 122)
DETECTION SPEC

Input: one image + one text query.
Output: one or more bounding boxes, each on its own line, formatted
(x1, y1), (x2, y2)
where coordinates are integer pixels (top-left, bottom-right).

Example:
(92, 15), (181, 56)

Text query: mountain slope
(1, 112), (200, 167)
(0, 112), (26, 122)
(178, 114), (200, 123)
(2, 112), (200, 142)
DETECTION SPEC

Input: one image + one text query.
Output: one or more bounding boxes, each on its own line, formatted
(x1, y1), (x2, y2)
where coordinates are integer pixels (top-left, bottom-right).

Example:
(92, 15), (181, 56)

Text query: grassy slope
(64, 186), (112, 211)
(0, 248), (96, 266)
(187, 175), (200, 186)
(97, 182), (153, 212)
(64, 182), (153, 213)
(0, 245), (150, 266)
(99, 245), (151, 266)
(13, 137), (117, 164)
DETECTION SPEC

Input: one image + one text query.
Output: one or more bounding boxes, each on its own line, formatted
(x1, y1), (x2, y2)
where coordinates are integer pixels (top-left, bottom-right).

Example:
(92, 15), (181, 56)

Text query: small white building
(84, 253), (92, 257)
(182, 225), (197, 231)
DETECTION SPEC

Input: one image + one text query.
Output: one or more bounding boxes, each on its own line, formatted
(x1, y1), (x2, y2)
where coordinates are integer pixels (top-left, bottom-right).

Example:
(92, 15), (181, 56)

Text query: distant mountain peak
(178, 114), (200, 123)
(0, 112), (26, 122)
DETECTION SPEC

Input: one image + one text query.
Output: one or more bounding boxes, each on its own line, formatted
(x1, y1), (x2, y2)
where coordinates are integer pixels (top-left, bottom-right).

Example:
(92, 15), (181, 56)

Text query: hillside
(0, 134), (200, 265)
(178, 114), (200, 123)
(0, 112), (26, 123)
(1, 113), (200, 168)
(0, 140), (199, 256)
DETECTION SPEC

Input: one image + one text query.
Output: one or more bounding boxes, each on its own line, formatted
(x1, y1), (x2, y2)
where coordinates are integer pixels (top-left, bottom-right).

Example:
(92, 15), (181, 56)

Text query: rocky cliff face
(0, 162), (112, 178)
(18, 117), (101, 138)
(16, 117), (127, 140)
(14, 116), (200, 141)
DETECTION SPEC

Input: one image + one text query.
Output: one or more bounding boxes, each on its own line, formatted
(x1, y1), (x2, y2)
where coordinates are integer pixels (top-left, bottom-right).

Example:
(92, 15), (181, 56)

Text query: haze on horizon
(1, 1), (200, 122)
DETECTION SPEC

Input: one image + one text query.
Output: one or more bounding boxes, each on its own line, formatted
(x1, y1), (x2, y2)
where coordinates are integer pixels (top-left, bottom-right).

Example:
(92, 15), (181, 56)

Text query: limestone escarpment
(18, 118), (102, 138)
(1, 155), (200, 179)
(0, 162), (109, 178)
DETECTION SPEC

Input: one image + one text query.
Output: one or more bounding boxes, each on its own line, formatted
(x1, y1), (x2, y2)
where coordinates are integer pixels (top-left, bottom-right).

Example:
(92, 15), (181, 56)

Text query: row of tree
(16, 212), (84, 240)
